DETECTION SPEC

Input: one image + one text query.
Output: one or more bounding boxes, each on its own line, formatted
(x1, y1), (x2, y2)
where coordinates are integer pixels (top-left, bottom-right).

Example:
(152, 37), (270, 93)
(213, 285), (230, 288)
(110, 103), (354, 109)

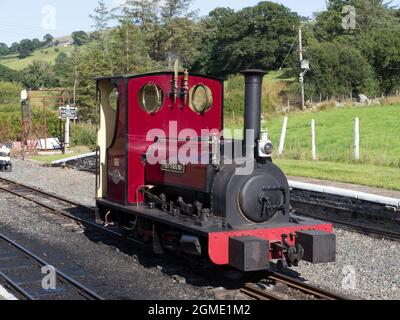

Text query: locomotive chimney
(241, 69), (267, 153)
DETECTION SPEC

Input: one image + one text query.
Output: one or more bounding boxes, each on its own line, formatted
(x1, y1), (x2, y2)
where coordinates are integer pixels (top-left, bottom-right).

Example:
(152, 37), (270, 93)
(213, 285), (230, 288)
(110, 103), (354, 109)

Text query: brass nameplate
(161, 163), (185, 174)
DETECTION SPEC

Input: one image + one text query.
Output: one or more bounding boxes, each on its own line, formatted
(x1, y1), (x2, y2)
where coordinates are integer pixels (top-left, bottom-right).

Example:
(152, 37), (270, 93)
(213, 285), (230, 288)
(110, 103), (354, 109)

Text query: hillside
(224, 70), (293, 124)
(0, 46), (74, 71)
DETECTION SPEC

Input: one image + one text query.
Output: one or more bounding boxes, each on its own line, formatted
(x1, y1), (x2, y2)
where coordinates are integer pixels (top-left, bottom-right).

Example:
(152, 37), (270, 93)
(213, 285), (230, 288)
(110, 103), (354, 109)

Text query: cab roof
(94, 71), (225, 82)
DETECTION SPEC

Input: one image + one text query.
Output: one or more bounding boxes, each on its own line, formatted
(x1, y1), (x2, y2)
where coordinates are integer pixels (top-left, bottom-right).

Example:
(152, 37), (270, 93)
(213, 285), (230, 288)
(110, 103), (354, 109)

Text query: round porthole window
(189, 84), (213, 114)
(139, 83), (164, 114)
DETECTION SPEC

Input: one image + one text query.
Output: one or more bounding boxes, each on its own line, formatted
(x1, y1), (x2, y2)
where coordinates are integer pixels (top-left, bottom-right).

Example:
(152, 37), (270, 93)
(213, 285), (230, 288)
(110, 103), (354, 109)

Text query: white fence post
(278, 117), (288, 157)
(311, 119), (317, 160)
(355, 117), (360, 160)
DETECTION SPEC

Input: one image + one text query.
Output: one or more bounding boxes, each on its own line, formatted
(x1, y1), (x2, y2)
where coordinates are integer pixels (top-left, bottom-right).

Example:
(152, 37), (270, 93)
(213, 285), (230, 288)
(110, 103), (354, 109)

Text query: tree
(193, 2), (300, 75)
(0, 65), (22, 83)
(119, 0), (160, 30)
(0, 43), (8, 56)
(17, 39), (35, 59)
(314, 0), (398, 41)
(89, 0), (110, 32)
(359, 28), (400, 94)
(43, 34), (54, 44)
(32, 38), (42, 49)
(108, 21), (155, 74)
(54, 52), (72, 86)
(310, 0), (400, 95)
(89, 31), (101, 41)
(158, 17), (202, 66)
(9, 42), (19, 53)
(161, 0), (194, 22)
(72, 31), (89, 46)
(22, 61), (55, 89)
(151, 0), (198, 65)
(287, 40), (379, 99)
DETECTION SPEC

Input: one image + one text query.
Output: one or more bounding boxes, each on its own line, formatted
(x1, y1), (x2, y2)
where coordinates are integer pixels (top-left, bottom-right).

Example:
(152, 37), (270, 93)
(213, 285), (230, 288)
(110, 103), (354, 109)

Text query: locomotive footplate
(96, 199), (335, 270)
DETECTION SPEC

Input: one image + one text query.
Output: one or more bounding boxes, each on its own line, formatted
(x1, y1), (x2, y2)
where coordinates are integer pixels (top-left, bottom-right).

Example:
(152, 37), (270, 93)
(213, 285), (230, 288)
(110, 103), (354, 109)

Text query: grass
(225, 103), (400, 190)
(227, 104), (400, 167)
(275, 159), (400, 191)
(0, 46), (73, 71)
(32, 153), (79, 164)
(31, 146), (91, 164)
(265, 104), (400, 168)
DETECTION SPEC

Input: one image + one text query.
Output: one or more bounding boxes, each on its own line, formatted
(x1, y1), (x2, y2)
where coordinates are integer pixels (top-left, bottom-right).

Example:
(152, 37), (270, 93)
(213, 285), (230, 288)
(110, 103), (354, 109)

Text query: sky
(0, 0), (398, 45)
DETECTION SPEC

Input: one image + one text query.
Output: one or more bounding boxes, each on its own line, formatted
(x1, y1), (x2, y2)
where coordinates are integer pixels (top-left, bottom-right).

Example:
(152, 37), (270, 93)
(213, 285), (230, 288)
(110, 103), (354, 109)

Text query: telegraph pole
(299, 27), (305, 111)
(298, 27), (303, 62)
(298, 27), (309, 111)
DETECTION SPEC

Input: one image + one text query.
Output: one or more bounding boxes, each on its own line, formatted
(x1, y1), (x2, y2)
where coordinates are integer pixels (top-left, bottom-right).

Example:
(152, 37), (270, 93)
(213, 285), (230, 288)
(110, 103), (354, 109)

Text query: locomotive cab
(95, 68), (336, 272)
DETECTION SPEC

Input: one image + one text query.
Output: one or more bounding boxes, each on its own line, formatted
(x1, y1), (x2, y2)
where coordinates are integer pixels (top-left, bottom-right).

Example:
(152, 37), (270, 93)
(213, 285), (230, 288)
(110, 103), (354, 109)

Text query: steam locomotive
(95, 68), (335, 272)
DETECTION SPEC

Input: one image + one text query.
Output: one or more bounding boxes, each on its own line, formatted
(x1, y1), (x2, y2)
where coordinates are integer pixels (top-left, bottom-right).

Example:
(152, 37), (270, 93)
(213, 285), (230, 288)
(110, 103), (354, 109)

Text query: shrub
(70, 123), (97, 150)
(0, 81), (22, 104)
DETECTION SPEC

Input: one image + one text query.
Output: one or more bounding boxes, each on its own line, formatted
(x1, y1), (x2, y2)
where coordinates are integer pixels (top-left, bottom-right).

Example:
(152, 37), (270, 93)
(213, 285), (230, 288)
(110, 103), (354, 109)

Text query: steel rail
(0, 233), (104, 300)
(0, 177), (95, 212)
(0, 178), (144, 245)
(240, 273), (348, 301)
(0, 270), (35, 300)
(241, 283), (282, 300)
(266, 272), (348, 300)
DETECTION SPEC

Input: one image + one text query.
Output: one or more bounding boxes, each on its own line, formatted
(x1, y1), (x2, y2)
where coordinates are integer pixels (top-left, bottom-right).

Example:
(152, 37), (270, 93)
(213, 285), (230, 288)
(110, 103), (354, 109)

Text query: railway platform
(289, 176), (400, 199)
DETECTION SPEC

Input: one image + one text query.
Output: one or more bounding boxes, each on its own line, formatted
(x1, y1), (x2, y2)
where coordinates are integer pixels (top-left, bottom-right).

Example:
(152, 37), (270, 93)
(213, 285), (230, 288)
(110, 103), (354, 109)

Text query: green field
(276, 159), (400, 191)
(264, 104), (400, 167)
(226, 104), (400, 190)
(0, 46), (73, 71)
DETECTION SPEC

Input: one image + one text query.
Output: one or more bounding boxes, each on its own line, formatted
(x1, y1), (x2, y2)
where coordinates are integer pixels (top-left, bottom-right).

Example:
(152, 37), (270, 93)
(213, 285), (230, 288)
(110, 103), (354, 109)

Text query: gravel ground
(1, 158), (400, 300)
(0, 189), (215, 300)
(1, 159), (96, 206)
(295, 228), (400, 300)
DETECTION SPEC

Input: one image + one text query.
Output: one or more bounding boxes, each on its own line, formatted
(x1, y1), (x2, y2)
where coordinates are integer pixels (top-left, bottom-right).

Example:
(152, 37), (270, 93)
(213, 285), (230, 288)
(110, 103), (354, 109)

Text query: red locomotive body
(95, 69), (336, 272)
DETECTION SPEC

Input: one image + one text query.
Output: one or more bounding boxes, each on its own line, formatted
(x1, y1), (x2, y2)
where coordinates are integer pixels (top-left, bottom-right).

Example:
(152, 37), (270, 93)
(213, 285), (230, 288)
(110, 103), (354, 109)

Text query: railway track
(242, 272), (348, 300)
(0, 177), (347, 301)
(0, 177), (131, 242)
(0, 232), (103, 300)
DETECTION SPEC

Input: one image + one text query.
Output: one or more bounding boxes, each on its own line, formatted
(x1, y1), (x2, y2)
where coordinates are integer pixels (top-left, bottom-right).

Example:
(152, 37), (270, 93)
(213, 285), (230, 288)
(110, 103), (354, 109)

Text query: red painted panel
(127, 73), (223, 204)
(107, 80), (127, 204)
(146, 163), (208, 192)
(208, 224), (333, 265)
